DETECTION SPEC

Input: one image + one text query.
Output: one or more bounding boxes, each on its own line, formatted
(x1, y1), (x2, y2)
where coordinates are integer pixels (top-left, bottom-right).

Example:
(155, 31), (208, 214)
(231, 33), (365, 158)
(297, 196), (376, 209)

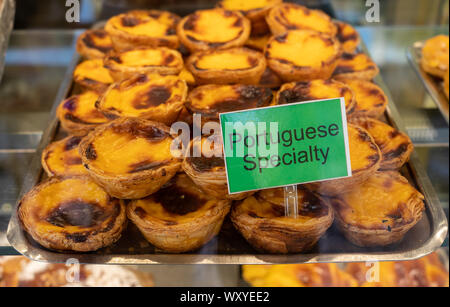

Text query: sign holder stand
(284, 185), (298, 218)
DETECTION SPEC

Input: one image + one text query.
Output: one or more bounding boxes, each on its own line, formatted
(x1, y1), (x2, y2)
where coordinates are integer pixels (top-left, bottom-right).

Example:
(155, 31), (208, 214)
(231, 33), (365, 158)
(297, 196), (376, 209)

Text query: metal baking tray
(407, 41), (449, 124)
(6, 39), (449, 264)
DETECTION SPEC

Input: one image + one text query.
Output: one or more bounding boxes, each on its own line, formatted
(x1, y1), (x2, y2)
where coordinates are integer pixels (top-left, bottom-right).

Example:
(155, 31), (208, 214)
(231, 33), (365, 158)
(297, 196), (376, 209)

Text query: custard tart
(276, 79), (356, 115)
(266, 30), (341, 82)
(332, 171), (425, 247)
(351, 117), (413, 170)
(421, 35), (449, 79)
(217, 0), (282, 36)
(335, 21), (360, 54)
(105, 10), (180, 51)
(183, 135), (254, 201)
(96, 74), (188, 125)
(127, 174), (231, 253)
(186, 47), (266, 85)
(57, 91), (108, 136)
(186, 84), (273, 122)
(104, 47), (184, 82)
(333, 53), (379, 81)
(73, 59), (114, 93)
(76, 29), (114, 60)
(245, 34), (271, 51)
(18, 176), (127, 252)
(340, 79), (388, 118)
(307, 124), (382, 196)
(177, 9), (251, 53)
(231, 188), (334, 254)
(79, 117), (181, 199)
(266, 3), (337, 36)
(42, 136), (87, 177)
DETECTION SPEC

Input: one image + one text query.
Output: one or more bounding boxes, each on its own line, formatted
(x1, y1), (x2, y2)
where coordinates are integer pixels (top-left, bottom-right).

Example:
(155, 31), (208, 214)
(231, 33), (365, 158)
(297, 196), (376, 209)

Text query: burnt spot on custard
(111, 121), (170, 141)
(163, 54), (175, 65)
(279, 82), (315, 104)
(132, 86), (172, 109)
(65, 156), (83, 166)
(154, 185), (206, 216)
(128, 160), (167, 174)
(336, 25), (358, 45)
(184, 14), (200, 31)
(46, 200), (109, 228)
(63, 97), (78, 112)
(383, 143), (410, 161)
(188, 157), (225, 172)
(121, 16), (142, 27)
(85, 143), (97, 160)
(64, 136), (82, 151)
(64, 113), (92, 125)
(188, 86), (273, 119)
(82, 30), (113, 54)
(389, 129), (401, 138)
(333, 65), (355, 75)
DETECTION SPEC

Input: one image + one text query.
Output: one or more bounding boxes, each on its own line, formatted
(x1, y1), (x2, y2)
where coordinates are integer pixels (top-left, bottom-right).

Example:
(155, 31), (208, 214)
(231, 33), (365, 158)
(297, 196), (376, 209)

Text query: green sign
(219, 98), (352, 194)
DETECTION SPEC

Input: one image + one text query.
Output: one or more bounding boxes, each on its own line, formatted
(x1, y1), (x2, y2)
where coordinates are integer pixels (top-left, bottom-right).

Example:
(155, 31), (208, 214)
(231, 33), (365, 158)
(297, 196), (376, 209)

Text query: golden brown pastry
(57, 91), (108, 136)
(351, 117), (413, 170)
(42, 136), (87, 177)
(307, 124), (382, 196)
(186, 84), (273, 122)
(76, 29), (114, 59)
(266, 3), (337, 36)
(178, 66), (196, 88)
(79, 117), (181, 199)
(332, 171), (425, 247)
(105, 10), (180, 51)
(335, 21), (360, 54)
(96, 74), (188, 125)
(217, 0), (282, 36)
(347, 252), (449, 287)
(333, 53), (380, 81)
(0, 256), (154, 287)
(231, 187), (334, 254)
(266, 30), (341, 82)
(18, 176), (127, 252)
(421, 35), (449, 79)
(104, 47), (184, 82)
(73, 59), (114, 93)
(444, 69), (449, 99)
(186, 47), (266, 85)
(127, 174), (231, 253)
(340, 79), (388, 118)
(182, 135), (254, 200)
(243, 264), (358, 287)
(276, 79), (356, 115)
(177, 8), (251, 53)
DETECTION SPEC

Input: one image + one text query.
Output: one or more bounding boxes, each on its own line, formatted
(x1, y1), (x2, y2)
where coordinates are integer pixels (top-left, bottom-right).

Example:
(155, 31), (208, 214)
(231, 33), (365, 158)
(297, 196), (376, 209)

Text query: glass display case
(0, 0), (448, 288)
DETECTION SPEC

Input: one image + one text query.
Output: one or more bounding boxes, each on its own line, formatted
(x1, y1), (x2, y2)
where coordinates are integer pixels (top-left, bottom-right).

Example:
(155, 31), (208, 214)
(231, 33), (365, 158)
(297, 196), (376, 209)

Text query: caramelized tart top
(74, 59), (114, 86)
(58, 91), (108, 125)
(266, 30), (341, 69)
(77, 29), (114, 57)
(190, 47), (262, 71)
(333, 53), (378, 76)
(80, 118), (176, 176)
(98, 74), (187, 118)
(185, 135), (225, 173)
(19, 177), (123, 233)
(268, 3), (337, 36)
(218, 0), (282, 13)
(340, 79), (388, 115)
(277, 79), (355, 113)
(335, 21), (360, 53)
(178, 9), (250, 50)
(347, 124), (381, 173)
(43, 136), (86, 177)
(106, 10), (179, 38)
(131, 174), (222, 223)
(186, 84), (273, 119)
(333, 171), (424, 230)
(104, 47), (183, 72)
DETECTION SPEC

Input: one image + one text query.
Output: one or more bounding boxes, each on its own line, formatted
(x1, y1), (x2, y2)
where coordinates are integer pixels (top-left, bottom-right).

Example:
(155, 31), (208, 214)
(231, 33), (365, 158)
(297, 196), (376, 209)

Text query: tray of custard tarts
(407, 34), (449, 123)
(7, 2), (448, 265)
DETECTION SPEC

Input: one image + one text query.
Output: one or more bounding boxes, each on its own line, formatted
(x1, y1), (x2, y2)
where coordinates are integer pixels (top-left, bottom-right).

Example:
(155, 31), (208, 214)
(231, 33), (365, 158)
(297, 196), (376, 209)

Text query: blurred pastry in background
(333, 53), (379, 81)
(335, 21), (360, 54)
(76, 29), (114, 60)
(0, 256), (153, 287)
(421, 35), (449, 79)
